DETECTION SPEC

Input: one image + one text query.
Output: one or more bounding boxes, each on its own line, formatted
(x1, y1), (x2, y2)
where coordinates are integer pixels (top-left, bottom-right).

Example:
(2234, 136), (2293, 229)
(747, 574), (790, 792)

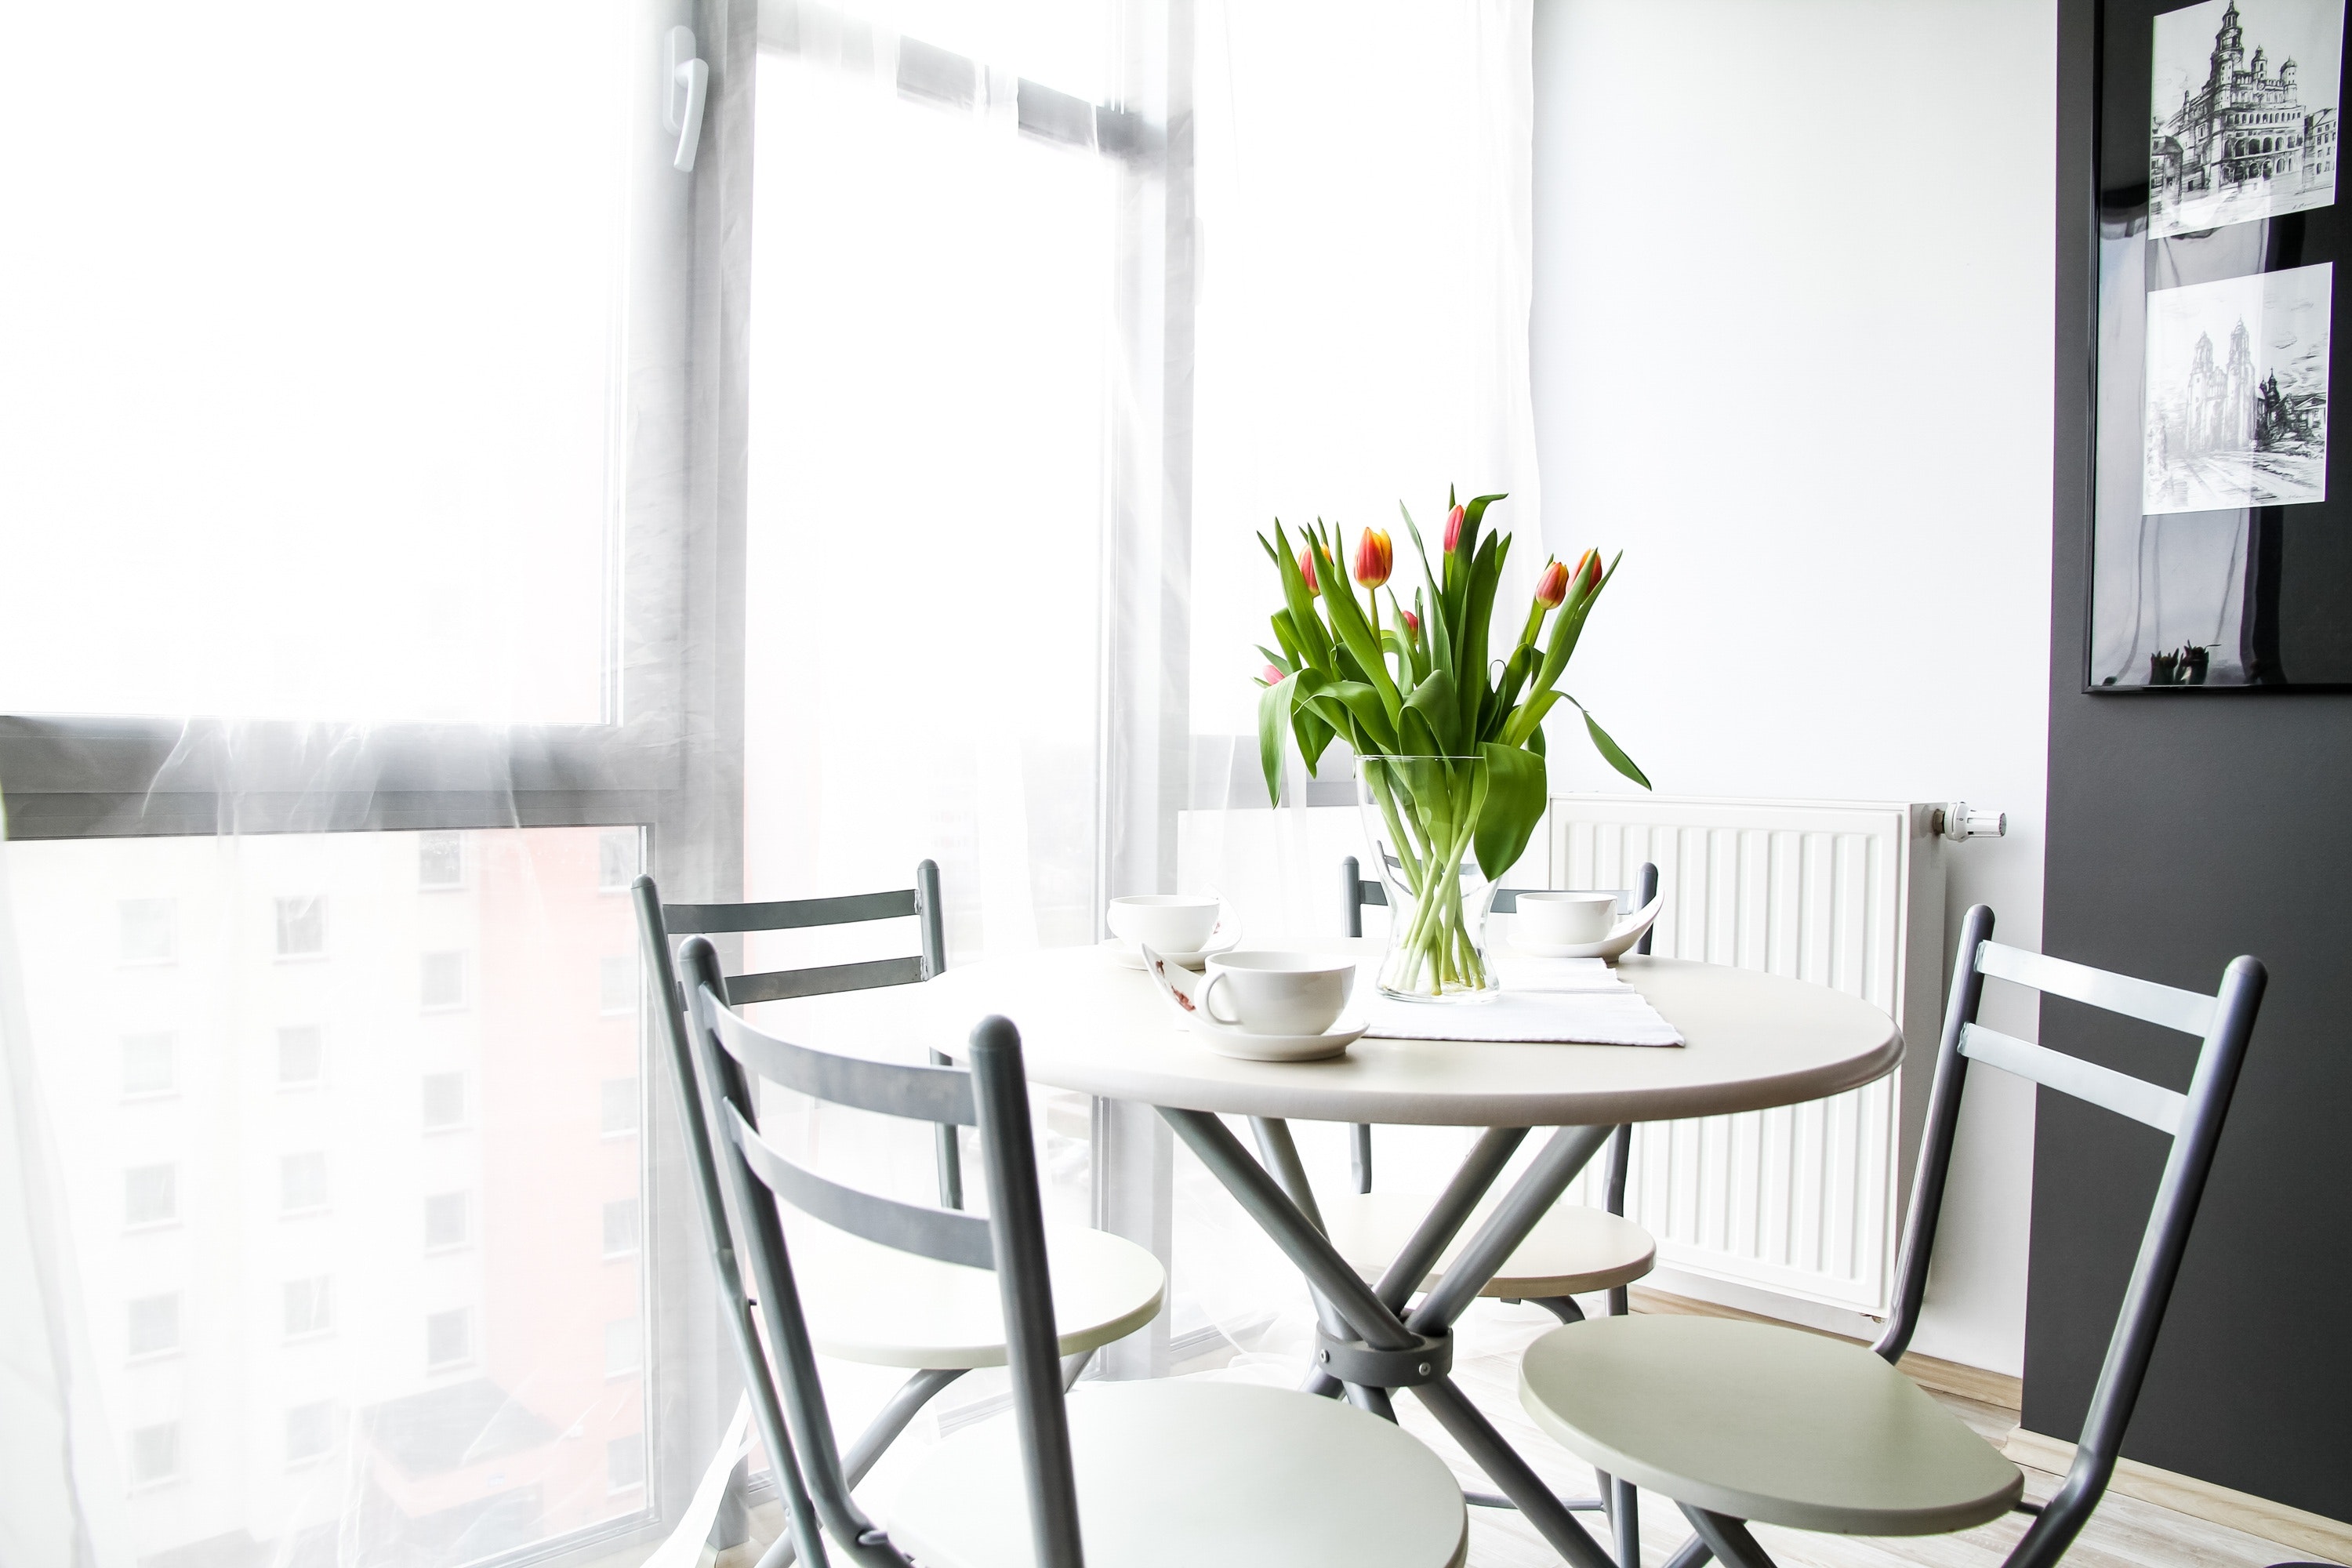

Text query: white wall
(1530, 0), (2056, 1374)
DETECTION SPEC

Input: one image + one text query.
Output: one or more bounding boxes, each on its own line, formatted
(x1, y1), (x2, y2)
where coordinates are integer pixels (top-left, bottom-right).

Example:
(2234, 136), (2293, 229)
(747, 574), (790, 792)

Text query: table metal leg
(1373, 1126), (1529, 1313)
(1160, 1107), (1632, 1568)
(1411, 1123), (1618, 1335)
(1160, 1109), (1422, 1352)
(1414, 1377), (1619, 1568)
(1249, 1116), (1396, 1417)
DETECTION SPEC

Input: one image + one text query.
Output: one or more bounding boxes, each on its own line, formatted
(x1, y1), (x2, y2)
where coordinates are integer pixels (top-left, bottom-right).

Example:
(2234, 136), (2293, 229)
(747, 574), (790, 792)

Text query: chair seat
(1519, 1316), (2022, 1536)
(786, 1217), (1164, 1369)
(1323, 1191), (1656, 1298)
(893, 1379), (1468, 1568)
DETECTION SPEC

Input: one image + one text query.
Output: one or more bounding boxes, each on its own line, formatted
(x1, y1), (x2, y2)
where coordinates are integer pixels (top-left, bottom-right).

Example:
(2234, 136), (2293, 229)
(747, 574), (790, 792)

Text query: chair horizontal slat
(727, 956), (926, 1004)
(1959, 1023), (2186, 1134)
(664, 889), (920, 935)
(1364, 882), (1633, 915)
(726, 1102), (994, 1270)
(1976, 941), (2215, 1036)
(701, 985), (977, 1127)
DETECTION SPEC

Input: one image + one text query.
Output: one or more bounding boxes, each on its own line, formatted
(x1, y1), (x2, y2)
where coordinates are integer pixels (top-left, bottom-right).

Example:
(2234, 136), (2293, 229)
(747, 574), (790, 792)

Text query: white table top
(794, 939), (1899, 1127)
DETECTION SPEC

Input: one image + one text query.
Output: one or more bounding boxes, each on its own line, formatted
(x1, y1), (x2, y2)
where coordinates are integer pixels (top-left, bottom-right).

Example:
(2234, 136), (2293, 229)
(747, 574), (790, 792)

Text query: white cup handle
(1200, 971), (1245, 1028)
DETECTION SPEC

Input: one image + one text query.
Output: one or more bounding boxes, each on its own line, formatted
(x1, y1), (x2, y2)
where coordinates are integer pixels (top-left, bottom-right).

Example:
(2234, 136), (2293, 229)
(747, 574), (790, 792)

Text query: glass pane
(744, 48), (1112, 954)
(0, 3), (641, 723)
(7, 826), (649, 1565)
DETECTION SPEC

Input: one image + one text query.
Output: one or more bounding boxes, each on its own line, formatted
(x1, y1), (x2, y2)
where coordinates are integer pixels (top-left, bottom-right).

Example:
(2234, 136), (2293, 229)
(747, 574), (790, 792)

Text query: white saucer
(1189, 1016), (1367, 1063)
(1100, 934), (1239, 971)
(1508, 894), (1663, 963)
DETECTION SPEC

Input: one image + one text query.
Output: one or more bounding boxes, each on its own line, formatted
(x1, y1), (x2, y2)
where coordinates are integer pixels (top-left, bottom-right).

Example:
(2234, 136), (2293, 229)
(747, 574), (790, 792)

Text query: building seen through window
(121, 1033), (173, 1098)
(13, 826), (650, 1563)
(274, 897), (325, 958)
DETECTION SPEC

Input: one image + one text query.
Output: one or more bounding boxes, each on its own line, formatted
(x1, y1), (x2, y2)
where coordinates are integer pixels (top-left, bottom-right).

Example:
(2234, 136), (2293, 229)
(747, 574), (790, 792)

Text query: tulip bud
(1298, 548), (1319, 595)
(1353, 527), (1393, 589)
(1534, 558), (1569, 608)
(1260, 662), (1286, 686)
(1573, 547), (1601, 596)
(1400, 608), (1421, 642)
(1443, 503), (1465, 554)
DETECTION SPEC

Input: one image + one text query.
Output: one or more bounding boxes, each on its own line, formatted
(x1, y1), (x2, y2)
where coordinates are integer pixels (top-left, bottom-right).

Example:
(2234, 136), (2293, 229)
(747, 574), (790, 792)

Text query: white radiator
(1548, 796), (1951, 1316)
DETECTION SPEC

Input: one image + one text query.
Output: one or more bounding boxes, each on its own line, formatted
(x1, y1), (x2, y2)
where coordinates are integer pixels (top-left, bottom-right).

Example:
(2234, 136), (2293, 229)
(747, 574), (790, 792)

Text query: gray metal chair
(646, 860), (963, 1207)
(635, 871), (1163, 1564)
(1336, 857), (1662, 1564)
(1518, 906), (2267, 1568)
(671, 936), (1472, 1568)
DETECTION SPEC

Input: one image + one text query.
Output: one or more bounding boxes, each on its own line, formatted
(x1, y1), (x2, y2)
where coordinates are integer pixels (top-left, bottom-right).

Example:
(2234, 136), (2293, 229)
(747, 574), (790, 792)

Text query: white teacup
(1198, 951), (1356, 1036)
(1107, 893), (1225, 954)
(1515, 891), (1621, 946)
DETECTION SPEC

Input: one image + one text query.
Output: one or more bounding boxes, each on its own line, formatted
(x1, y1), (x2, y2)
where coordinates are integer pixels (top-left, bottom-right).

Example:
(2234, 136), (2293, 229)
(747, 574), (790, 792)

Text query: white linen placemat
(1355, 964), (1684, 1047)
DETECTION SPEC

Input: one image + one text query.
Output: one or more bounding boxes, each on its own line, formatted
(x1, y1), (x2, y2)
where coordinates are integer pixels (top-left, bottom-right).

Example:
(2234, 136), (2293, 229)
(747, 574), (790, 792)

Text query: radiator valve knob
(1936, 803), (2006, 841)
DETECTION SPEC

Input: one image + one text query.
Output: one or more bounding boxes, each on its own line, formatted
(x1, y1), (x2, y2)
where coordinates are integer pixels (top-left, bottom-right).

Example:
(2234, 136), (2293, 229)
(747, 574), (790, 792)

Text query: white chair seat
(1323, 1190), (1655, 1298)
(893, 1379), (1468, 1568)
(786, 1217), (1164, 1369)
(1519, 1316), (2022, 1535)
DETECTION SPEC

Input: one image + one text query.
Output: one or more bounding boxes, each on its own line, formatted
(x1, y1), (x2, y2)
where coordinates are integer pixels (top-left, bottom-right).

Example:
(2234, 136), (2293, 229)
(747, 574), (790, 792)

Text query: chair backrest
(1875, 905), (2265, 1568)
(659, 859), (946, 1004)
(1341, 856), (1661, 957)
(666, 931), (1082, 1568)
(640, 864), (964, 1208)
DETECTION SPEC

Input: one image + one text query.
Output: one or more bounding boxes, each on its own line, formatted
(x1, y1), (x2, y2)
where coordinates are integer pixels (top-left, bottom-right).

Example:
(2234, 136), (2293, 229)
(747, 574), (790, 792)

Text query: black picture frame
(2089, 0), (2352, 691)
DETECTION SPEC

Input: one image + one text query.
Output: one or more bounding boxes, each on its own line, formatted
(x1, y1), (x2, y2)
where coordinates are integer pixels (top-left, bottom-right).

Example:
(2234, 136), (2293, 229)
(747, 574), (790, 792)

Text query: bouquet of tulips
(1256, 491), (1647, 998)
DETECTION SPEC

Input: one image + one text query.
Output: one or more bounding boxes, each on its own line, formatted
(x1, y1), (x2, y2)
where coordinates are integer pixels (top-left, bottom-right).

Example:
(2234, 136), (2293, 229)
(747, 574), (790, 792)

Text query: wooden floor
(719, 1300), (2300, 1568)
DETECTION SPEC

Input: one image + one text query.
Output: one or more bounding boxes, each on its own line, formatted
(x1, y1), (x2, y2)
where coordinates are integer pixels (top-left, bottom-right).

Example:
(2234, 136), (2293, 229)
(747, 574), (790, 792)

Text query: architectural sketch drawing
(2143, 263), (2332, 513)
(2151, 0), (2342, 237)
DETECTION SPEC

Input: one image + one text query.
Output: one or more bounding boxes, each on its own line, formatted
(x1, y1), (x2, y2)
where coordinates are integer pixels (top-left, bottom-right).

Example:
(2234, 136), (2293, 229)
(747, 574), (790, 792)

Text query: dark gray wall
(2034, 0), (2352, 1520)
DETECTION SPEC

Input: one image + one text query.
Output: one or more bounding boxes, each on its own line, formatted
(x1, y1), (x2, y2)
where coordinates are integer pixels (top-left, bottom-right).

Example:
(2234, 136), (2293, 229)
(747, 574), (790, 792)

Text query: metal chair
(645, 860), (964, 1208)
(635, 869), (1162, 1563)
(1336, 858), (1662, 1564)
(672, 936), (1472, 1568)
(1517, 906), (2267, 1568)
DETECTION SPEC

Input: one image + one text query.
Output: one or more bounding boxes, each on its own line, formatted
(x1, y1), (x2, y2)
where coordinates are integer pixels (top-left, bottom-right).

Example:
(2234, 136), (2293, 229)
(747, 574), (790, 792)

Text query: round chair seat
(894, 1379), (1468, 1568)
(1323, 1191), (1656, 1298)
(786, 1217), (1164, 1369)
(1519, 1316), (2023, 1536)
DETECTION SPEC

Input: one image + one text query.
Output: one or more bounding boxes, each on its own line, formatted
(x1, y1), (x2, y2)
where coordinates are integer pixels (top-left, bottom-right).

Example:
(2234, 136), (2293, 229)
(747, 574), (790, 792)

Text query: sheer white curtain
(1184, 0), (1542, 931)
(1161, 0), (1545, 1367)
(0, 5), (738, 1566)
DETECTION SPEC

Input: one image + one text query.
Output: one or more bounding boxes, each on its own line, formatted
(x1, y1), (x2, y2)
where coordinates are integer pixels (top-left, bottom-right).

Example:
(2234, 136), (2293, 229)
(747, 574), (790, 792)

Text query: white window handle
(666, 26), (707, 173)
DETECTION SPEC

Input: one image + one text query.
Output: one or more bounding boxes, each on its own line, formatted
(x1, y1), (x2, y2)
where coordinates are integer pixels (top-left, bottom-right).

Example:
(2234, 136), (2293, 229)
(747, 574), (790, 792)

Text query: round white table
(776, 941), (1901, 1568)
(912, 941), (1901, 1128)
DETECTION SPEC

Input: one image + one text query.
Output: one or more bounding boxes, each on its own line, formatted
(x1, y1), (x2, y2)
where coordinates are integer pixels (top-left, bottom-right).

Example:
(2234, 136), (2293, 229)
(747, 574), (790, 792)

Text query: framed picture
(2092, 0), (2352, 688)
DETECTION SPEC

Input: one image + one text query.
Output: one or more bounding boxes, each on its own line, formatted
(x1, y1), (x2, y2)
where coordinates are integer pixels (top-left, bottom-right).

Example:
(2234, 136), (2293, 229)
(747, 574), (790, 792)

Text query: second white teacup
(1200, 951), (1355, 1036)
(1107, 893), (1223, 953)
(1515, 891), (1621, 946)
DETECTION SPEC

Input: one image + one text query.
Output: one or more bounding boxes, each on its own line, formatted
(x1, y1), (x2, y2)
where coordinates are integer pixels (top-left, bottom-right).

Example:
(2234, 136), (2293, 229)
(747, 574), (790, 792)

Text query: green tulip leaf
(1475, 742), (1547, 881)
(1258, 672), (1294, 805)
(1403, 666), (1461, 755)
(1582, 709), (1650, 789)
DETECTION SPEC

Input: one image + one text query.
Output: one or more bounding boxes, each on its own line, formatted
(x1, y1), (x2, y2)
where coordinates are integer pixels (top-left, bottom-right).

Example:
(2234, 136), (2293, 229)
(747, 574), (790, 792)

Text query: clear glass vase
(1356, 754), (1501, 1003)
